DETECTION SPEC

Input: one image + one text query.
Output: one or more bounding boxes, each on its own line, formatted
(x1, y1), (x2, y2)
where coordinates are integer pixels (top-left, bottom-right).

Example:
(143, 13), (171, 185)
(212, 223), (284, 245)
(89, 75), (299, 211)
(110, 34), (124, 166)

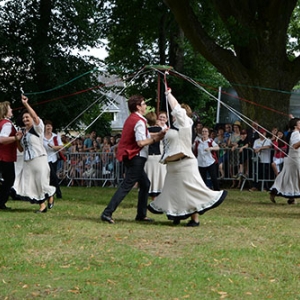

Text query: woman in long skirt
(12, 95), (56, 213)
(270, 118), (300, 204)
(148, 89), (227, 227)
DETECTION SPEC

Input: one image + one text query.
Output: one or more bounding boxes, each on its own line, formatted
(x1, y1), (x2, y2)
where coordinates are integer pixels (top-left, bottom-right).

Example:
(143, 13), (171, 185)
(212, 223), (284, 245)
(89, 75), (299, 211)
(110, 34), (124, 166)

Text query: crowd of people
(0, 90), (298, 220)
(191, 118), (300, 205)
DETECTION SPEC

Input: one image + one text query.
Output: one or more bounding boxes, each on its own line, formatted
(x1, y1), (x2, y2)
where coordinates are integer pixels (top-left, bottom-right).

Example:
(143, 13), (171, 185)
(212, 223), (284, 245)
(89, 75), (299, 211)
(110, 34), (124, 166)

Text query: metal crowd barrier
(217, 147), (280, 191)
(58, 148), (281, 191)
(57, 152), (124, 187)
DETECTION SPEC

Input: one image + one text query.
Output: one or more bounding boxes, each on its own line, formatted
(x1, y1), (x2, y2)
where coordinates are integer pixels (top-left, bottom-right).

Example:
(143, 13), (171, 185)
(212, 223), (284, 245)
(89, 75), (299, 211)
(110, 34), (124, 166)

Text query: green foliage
(81, 102), (112, 137)
(162, 0), (300, 127)
(99, 0), (229, 127)
(0, 0), (110, 131)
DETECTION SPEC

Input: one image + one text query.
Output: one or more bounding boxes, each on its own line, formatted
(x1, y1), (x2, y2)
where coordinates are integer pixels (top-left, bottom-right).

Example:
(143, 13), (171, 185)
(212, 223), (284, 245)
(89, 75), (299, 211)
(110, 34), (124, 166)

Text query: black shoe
(186, 220), (200, 227)
(48, 199), (54, 209)
(101, 214), (115, 224)
(287, 198), (296, 205)
(135, 217), (154, 222)
(0, 205), (11, 210)
(35, 207), (47, 213)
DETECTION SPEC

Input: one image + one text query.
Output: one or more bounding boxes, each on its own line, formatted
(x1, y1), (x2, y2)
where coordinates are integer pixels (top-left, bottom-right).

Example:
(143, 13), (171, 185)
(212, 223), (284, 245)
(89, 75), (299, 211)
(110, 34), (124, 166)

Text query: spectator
(43, 120), (64, 200)
(222, 123), (232, 178)
(233, 129), (251, 188)
(83, 131), (96, 151)
(228, 121), (241, 188)
(96, 136), (103, 149)
(214, 127), (227, 179)
(223, 123), (232, 144)
(192, 121), (203, 142)
(249, 128), (272, 192)
(247, 120), (260, 146)
(110, 136), (116, 147)
(271, 130), (287, 177)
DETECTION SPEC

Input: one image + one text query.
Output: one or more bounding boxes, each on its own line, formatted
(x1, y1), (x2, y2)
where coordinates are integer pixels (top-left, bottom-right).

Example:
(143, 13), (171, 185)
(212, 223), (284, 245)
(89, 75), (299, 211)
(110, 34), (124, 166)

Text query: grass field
(0, 186), (299, 300)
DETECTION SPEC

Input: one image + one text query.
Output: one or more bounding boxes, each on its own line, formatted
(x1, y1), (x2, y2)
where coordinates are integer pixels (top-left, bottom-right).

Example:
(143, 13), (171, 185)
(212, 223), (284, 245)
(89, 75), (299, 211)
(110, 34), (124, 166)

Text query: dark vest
(0, 119), (17, 162)
(116, 113), (147, 162)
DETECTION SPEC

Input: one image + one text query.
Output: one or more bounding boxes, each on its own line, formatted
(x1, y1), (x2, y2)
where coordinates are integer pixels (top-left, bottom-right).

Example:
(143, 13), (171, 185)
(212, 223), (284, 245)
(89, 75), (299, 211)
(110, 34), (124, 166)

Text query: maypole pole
(145, 65), (173, 115)
(157, 72), (161, 115)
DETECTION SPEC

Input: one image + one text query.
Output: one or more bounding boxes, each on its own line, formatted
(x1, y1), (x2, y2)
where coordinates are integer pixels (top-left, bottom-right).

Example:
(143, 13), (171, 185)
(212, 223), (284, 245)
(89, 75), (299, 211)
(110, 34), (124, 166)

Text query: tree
(164, 0), (300, 127)
(0, 0), (110, 133)
(100, 0), (228, 127)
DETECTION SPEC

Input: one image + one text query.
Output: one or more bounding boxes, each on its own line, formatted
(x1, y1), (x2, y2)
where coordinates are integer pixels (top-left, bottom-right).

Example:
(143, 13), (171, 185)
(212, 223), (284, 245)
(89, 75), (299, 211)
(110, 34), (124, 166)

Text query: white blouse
(43, 133), (63, 163)
(194, 137), (218, 167)
(21, 120), (47, 161)
(160, 104), (194, 164)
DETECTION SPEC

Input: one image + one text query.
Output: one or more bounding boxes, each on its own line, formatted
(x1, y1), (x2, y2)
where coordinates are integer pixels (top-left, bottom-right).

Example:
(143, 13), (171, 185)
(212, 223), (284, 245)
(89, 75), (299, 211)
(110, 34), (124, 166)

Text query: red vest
(0, 119), (17, 162)
(116, 113), (147, 162)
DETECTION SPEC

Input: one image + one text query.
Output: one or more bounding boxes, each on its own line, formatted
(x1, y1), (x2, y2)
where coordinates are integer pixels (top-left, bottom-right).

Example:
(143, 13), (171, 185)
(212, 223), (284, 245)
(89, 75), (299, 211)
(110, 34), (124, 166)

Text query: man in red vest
(0, 101), (23, 210)
(101, 95), (166, 224)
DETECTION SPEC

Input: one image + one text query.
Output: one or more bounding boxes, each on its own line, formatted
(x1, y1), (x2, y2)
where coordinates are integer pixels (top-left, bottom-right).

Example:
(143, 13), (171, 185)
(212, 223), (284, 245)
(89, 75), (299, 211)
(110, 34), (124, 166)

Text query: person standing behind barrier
(144, 112), (167, 200)
(83, 131), (96, 152)
(43, 120), (64, 200)
(271, 130), (287, 177)
(12, 95), (56, 213)
(228, 121), (241, 188)
(100, 95), (166, 224)
(192, 121), (203, 142)
(247, 120), (260, 146)
(249, 128), (272, 192)
(224, 123), (232, 143)
(222, 123), (232, 178)
(234, 129), (251, 179)
(270, 118), (300, 204)
(193, 126), (220, 191)
(0, 101), (23, 210)
(148, 88), (227, 227)
(214, 127), (227, 179)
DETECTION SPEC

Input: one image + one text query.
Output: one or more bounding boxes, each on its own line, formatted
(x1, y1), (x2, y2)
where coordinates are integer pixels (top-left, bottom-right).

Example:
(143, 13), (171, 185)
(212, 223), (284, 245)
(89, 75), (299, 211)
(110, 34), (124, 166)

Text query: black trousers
(0, 161), (15, 207)
(103, 156), (150, 218)
(199, 163), (220, 191)
(49, 161), (62, 198)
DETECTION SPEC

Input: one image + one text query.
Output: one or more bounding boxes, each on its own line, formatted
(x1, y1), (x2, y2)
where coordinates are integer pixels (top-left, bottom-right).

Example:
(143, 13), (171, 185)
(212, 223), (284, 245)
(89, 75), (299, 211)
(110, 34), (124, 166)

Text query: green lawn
(0, 186), (299, 299)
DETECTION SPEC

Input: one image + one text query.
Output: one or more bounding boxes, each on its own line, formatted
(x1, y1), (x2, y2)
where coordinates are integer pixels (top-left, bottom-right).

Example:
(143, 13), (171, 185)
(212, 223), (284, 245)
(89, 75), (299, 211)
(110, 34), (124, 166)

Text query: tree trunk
(164, 0), (300, 128)
(33, 0), (53, 91)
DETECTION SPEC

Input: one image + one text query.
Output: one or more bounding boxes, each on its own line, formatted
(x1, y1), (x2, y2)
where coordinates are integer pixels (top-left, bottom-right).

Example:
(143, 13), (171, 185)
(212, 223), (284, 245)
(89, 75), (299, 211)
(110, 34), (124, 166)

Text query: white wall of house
(99, 74), (128, 133)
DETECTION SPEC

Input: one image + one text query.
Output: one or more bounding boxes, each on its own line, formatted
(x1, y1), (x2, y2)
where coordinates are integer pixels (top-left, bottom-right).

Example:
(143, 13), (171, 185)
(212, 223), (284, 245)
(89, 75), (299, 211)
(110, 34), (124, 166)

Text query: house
(99, 74), (129, 133)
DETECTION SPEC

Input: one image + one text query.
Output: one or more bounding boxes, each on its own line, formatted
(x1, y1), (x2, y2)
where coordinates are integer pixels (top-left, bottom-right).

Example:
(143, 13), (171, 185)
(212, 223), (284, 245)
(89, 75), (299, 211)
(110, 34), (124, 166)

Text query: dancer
(270, 118), (300, 204)
(100, 95), (166, 224)
(144, 112), (166, 200)
(270, 130), (287, 177)
(12, 95), (56, 213)
(193, 126), (220, 191)
(148, 88), (227, 227)
(43, 120), (64, 199)
(0, 101), (23, 210)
